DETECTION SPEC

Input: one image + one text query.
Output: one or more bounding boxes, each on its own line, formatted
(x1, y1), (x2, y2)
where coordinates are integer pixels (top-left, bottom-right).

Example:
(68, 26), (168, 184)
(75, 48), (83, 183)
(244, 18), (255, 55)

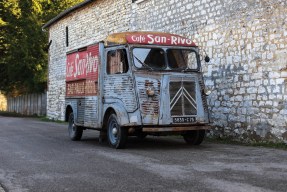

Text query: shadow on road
(79, 134), (210, 150)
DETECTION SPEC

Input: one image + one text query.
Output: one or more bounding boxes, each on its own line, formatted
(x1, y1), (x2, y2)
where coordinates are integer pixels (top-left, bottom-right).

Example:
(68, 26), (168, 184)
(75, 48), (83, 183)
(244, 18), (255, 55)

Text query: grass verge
(39, 116), (67, 124)
(0, 111), (37, 118)
(0, 111), (66, 124)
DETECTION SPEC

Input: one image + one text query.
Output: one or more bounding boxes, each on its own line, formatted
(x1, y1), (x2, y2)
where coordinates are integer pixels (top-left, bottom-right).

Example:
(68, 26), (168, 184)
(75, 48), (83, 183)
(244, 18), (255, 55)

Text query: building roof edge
(42, 0), (95, 29)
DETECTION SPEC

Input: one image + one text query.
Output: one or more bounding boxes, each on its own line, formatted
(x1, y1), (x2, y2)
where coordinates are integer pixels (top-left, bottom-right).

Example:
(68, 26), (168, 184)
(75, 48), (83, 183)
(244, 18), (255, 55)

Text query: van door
(103, 47), (137, 115)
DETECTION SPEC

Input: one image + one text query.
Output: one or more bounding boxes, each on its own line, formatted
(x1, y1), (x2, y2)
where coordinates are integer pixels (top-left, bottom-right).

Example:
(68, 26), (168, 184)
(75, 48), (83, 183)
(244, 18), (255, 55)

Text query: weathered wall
(6, 93), (47, 116)
(132, 0), (287, 142)
(47, 0), (287, 142)
(47, 0), (132, 120)
(0, 92), (7, 111)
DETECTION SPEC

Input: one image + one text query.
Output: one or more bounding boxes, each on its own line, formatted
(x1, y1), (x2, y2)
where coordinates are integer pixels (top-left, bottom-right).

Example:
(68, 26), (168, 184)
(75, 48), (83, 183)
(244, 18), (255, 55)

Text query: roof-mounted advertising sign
(126, 33), (196, 47)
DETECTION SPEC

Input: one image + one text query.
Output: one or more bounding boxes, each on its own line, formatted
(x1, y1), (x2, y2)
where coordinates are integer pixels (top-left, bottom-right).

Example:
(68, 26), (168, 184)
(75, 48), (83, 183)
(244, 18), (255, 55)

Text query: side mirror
(204, 56), (210, 63)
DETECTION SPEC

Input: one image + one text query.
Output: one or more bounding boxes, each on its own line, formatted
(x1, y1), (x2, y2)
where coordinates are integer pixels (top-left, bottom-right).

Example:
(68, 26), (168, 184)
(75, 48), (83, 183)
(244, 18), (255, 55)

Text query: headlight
(203, 88), (212, 96)
(146, 87), (155, 97)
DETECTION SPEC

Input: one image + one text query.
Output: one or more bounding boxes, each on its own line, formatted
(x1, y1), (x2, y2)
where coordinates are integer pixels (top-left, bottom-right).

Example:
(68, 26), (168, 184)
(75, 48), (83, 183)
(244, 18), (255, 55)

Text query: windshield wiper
(182, 67), (191, 72)
(182, 67), (198, 72)
(133, 55), (153, 71)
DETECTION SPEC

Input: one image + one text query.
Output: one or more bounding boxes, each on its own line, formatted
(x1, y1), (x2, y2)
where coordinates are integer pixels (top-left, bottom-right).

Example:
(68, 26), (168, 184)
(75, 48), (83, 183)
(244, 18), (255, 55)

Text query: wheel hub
(112, 127), (118, 136)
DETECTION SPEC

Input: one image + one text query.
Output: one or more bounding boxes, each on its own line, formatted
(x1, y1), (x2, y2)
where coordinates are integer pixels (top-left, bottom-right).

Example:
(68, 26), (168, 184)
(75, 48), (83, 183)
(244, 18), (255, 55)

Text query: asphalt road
(0, 116), (287, 192)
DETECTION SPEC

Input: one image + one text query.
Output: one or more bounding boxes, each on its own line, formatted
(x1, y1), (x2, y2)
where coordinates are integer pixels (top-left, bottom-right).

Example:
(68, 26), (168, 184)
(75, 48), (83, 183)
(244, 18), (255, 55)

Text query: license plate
(173, 117), (196, 123)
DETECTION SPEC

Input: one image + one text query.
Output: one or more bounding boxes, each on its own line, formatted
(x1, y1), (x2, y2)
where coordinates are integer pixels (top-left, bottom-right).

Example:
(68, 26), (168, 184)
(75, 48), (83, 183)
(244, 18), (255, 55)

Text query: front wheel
(68, 112), (83, 141)
(107, 113), (127, 149)
(182, 130), (205, 145)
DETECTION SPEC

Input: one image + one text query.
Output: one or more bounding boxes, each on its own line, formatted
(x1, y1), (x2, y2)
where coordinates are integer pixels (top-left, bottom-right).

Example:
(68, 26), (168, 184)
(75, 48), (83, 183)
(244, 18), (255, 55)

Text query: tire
(107, 113), (127, 149)
(182, 130), (205, 145)
(68, 112), (83, 141)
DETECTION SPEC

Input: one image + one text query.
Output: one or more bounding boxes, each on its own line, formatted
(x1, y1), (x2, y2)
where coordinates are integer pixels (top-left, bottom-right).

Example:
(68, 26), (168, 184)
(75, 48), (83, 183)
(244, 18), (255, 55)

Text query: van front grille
(169, 81), (197, 116)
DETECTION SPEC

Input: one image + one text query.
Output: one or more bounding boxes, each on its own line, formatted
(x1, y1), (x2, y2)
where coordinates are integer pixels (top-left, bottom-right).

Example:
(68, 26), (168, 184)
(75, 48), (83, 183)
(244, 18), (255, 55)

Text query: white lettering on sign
(66, 61), (74, 78)
(131, 35), (146, 43)
(147, 34), (167, 44)
(127, 34), (195, 46)
(171, 36), (193, 45)
(86, 52), (98, 73)
(75, 54), (85, 77)
(66, 52), (99, 79)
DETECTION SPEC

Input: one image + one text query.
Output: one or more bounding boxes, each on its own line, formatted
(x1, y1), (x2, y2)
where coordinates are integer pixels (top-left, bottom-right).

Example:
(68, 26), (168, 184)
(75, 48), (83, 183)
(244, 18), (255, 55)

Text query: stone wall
(198, 1), (287, 142)
(47, 0), (287, 142)
(132, 0), (287, 142)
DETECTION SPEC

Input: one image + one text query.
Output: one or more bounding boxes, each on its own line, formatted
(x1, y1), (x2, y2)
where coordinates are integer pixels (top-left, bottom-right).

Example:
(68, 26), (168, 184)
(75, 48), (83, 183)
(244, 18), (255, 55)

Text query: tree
(0, 0), (83, 96)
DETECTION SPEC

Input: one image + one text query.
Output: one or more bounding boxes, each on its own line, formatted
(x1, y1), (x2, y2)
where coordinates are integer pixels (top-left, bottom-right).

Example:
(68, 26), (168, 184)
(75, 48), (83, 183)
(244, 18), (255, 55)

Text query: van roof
(105, 31), (197, 47)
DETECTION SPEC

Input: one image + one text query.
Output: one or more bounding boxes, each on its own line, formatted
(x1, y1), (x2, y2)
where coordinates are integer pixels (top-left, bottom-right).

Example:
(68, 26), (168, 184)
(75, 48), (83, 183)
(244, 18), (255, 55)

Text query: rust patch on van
(140, 80), (160, 115)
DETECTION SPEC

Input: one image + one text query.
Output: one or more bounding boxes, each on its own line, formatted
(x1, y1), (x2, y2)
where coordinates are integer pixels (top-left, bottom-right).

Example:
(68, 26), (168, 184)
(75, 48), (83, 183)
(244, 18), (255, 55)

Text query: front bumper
(142, 125), (211, 132)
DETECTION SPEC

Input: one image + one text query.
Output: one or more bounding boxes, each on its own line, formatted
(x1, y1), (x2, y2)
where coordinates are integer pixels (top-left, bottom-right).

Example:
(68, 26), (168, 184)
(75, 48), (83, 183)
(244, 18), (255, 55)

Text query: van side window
(107, 49), (129, 74)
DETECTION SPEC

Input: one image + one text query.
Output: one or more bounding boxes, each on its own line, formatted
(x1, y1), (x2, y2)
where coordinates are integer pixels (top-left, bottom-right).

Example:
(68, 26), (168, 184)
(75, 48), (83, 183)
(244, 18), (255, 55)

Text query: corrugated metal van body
(65, 43), (102, 128)
(135, 74), (161, 125)
(84, 96), (99, 127)
(134, 71), (209, 126)
(63, 33), (210, 133)
(103, 74), (137, 112)
(66, 94), (100, 128)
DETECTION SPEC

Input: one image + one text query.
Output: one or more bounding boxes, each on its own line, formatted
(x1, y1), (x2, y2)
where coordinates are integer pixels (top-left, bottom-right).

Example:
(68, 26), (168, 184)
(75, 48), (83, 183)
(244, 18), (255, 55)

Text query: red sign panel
(66, 44), (99, 96)
(66, 80), (98, 97)
(126, 34), (196, 47)
(66, 45), (99, 81)
(66, 80), (86, 96)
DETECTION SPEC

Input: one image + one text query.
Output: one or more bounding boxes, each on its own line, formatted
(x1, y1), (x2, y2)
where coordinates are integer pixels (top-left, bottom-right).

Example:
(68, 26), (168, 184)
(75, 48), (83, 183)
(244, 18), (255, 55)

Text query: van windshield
(132, 47), (198, 70)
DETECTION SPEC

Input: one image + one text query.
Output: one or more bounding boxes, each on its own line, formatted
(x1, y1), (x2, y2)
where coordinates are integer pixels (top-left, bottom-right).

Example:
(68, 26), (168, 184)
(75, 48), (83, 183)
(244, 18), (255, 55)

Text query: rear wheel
(107, 113), (127, 149)
(182, 130), (205, 145)
(68, 112), (83, 141)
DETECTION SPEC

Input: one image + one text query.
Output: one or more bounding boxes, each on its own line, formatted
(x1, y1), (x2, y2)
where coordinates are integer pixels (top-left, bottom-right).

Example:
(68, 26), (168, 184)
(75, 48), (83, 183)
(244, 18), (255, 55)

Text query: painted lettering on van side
(66, 45), (99, 96)
(66, 45), (99, 81)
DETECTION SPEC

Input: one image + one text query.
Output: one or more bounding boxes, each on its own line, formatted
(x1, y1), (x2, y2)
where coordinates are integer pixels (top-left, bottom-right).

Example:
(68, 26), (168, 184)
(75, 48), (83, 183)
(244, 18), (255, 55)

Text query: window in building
(107, 49), (129, 74)
(132, 0), (146, 3)
(66, 26), (69, 47)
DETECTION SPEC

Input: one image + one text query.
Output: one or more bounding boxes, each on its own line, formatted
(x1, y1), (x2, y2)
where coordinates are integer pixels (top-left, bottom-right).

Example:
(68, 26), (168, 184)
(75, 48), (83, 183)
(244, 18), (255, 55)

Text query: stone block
(272, 85), (281, 94)
(247, 87), (258, 94)
(269, 72), (281, 78)
(258, 86), (266, 94)
(281, 72), (287, 78)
